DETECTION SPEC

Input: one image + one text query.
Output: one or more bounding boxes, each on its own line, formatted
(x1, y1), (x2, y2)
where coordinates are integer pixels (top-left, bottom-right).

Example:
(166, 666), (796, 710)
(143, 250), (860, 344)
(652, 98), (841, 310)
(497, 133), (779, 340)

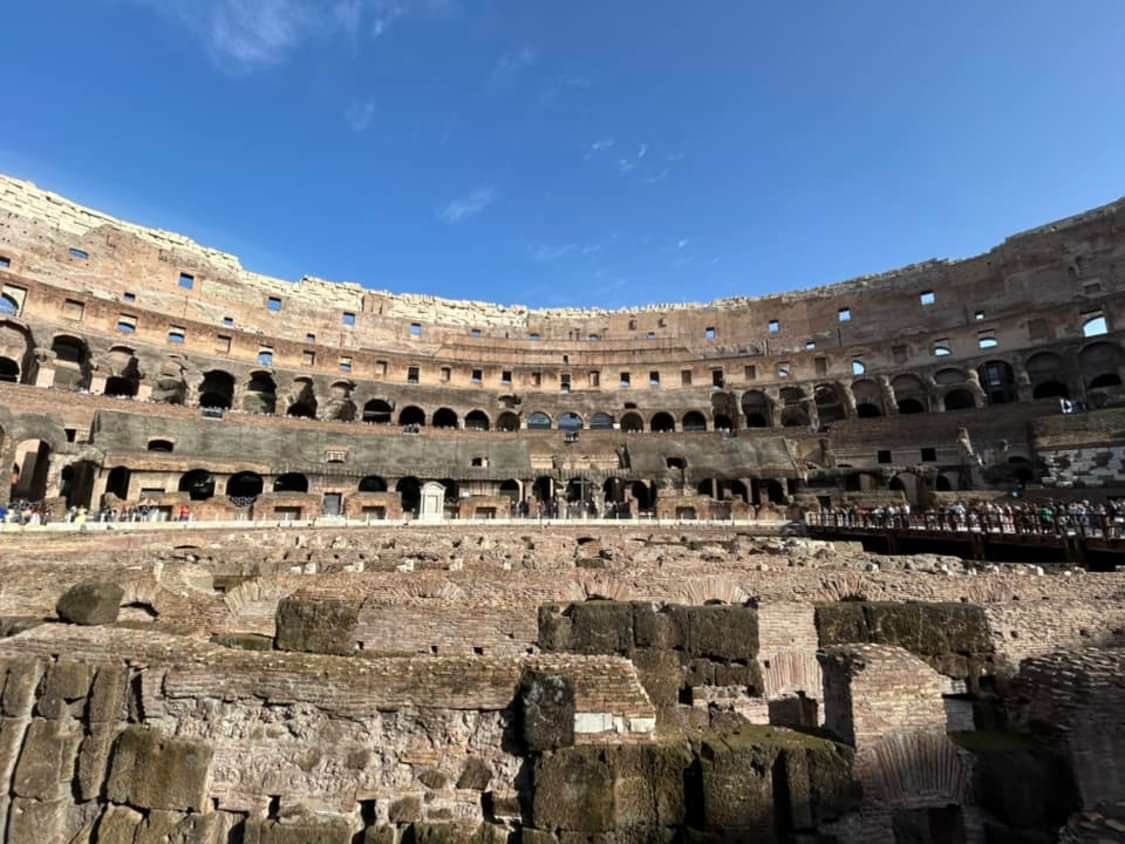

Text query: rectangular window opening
(838, 307), (851, 322)
(768, 319), (780, 335)
(440, 366), (451, 383)
(122, 291), (136, 304)
(339, 357), (352, 373)
(704, 327), (716, 341)
(649, 371), (660, 387)
(62, 299), (85, 321)
(69, 248), (89, 261)
(921, 447), (937, 462)
(342, 312), (356, 327)
(266, 296), (282, 312)
(681, 370), (693, 386)
(877, 450), (892, 464)
(712, 368), (724, 388)
(167, 327), (186, 345)
(620, 372), (631, 388)
(303, 350), (316, 366)
(501, 370), (512, 385)
(920, 290), (936, 306)
(744, 365), (756, 381)
(178, 273), (195, 290)
(407, 366), (420, 384)
(117, 315), (137, 334)
(409, 323), (422, 337)
(471, 369), (483, 384)
(216, 335), (231, 354)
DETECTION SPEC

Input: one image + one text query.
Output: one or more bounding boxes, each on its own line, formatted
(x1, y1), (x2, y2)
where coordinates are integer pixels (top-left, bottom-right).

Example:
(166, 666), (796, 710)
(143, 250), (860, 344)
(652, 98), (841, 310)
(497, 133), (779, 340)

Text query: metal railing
(806, 510), (1125, 540)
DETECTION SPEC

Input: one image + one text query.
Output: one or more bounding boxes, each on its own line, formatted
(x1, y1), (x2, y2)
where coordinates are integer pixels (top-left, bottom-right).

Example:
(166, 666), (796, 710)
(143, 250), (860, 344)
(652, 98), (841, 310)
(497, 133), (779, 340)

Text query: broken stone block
(275, 595), (359, 656)
(37, 657), (94, 719)
(520, 670), (576, 751)
(531, 747), (615, 833)
(363, 827), (397, 844)
(684, 605), (758, 661)
(87, 661), (128, 724)
(12, 718), (82, 800)
(77, 724), (119, 802)
(537, 605), (573, 652)
(388, 795), (423, 823)
(56, 582), (125, 626)
(8, 796), (70, 843)
(1, 657), (44, 717)
(567, 602), (635, 654)
(106, 726), (213, 813)
(457, 756), (494, 790)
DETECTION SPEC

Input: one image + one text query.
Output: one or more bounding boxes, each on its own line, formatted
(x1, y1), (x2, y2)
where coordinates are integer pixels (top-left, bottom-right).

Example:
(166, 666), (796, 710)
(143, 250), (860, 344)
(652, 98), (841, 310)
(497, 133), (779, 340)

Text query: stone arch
(432, 407), (459, 429)
(814, 383), (847, 425)
(620, 412), (644, 433)
(103, 376), (137, 398)
(528, 411), (552, 430)
(323, 381), (356, 422)
(396, 476), (421, 514)
(943, 388), (976, 411)
(650, 412), (675, 433)
(559, 412), (584, 432)
(358, 475), (387, 492)
(496, 412), (520, 432)
(1026, 352), (1070, 400)
(780, 387), (808, 428)
(892, 374), (929, 414)
(713, 413), (734, 431)
(741, 390), (772, 428)
(399, 406), (426, 427)
(199, 370), (235, 410)
(147, 439), (174, 452)
(363, 399), (393, 424)
(50, 334), (91, 390)
(499, 479), (521, 501)
(590, 412), (615, 430)
(978, 360), (1017, 404)
(286, 379), (318, 419)
(11, 439), (52, 501)
(852, 379), (884, 417)
(0, 357), (18, 383)
(1080, 341), (1123, 390)
(682, 411), (708, 432)
(273, 473), (309, 493)
(465, 410), (490, 431)
(104, 465), (130, 501)
(934, 367), (966, 386)
(228, 472), (264, 501)
(0, 321), (32, 385)
(244, 371), (277, 414)
(178, 470), (215, 501)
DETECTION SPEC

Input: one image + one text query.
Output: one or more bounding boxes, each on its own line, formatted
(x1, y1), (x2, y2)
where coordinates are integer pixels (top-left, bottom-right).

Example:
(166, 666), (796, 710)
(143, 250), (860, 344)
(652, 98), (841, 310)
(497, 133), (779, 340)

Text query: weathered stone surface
(531, 747), (616, 833)
(418, 767), (449, 790)
(388, 795), (424, 823)
(275, 595), (359, 656)
(56, 582), (124, 626)
(363, 826), (397, 844)
(243, 818), (353, 844)
(106, 726), (213, 812)
(211, 632), (275, 651)
(87, 661), (128, 723)
(683, 605), (759, 661)
(521, 670), (576, 752)
(1, 657), (43, 717)
(7, 796), (68, 843)
(12, 718), (81, 800)
(567, 602), (635, 655)
(457, 756), (494, 790)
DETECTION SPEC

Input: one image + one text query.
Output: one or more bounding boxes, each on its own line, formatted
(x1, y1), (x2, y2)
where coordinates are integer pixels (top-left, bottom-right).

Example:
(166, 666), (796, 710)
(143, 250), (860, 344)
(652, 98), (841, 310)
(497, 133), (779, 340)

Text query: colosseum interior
(0, 173), (1124, 842)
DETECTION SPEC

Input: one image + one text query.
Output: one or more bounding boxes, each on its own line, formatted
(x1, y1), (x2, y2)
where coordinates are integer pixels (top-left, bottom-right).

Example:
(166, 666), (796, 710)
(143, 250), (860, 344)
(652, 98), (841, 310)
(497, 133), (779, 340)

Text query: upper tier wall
(2, 173), (1124, 357)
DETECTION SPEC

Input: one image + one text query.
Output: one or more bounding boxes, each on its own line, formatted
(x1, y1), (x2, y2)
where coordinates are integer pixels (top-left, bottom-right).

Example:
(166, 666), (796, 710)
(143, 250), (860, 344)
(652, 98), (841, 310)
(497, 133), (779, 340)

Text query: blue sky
(2, 1), (1124, 308)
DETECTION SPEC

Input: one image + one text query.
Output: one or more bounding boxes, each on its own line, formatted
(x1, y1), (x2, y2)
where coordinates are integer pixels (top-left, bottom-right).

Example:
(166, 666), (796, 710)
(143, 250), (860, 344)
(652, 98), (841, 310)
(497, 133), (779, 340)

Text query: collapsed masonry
(0, 528), (1119, 842)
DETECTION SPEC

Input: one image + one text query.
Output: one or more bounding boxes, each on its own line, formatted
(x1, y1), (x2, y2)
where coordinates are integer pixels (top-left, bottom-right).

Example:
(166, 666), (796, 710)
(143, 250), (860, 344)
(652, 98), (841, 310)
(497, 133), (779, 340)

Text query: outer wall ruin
(0, 176), (1122, 842)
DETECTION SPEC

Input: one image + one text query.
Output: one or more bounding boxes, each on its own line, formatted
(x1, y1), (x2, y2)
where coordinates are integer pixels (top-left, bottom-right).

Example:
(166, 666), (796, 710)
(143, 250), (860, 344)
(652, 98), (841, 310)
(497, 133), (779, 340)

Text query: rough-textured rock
(243, 818), (354, 844)
(106, 726), (214, 813)
(388, 795), (424, 823)
(683, 605), (759, 661)
(275, 595), (360, 656)
(521, 670), (576, 752)
(56, 582), (124, 626)
(457, 756), (494, 790)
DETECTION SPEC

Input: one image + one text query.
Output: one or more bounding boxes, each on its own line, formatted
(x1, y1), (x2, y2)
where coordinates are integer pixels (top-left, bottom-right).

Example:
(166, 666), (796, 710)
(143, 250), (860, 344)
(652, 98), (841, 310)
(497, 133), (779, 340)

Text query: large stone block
(696, 731), (777, 838)
(12, 718), (81, 800)
(521, 670), (576, 752)
(684, 606), (758, 661)
(243, 817), (353, 844)
(7, 796), (69, 843)
(567, 602), (635, 655)
(531, 747), (615, 833)
(814, 603), (868, 645)
(275, 595), (359, 656)
(537, 605), (573, 652)
(87, 661), (128, 724)
(1, 657), (44, 717)
(56, 581), (124, 626)
(37, 657), (94, 719)
(106, 726), (213, 813)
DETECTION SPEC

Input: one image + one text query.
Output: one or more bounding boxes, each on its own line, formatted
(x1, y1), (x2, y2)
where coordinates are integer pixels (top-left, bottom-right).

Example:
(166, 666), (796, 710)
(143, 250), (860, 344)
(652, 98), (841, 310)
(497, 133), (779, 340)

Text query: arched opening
(287, 380), (318, 419)
(631, 481), (653, 511)
(1081, 342), (1124, 392)
(178, 469), (215, 501)
(61, 460), (97, 508)
(533, 476), (553, 501)
(1033, 381), (1069, 400)
(0, 356), (18, 383)
(11, 439), (52, 501)
(741, 390), (771, 427)
(499, 480), (520, 502)
(650, 412), (675, 433)
(856, 402), (882, 418)
(0, 294), (18, 316)
(363, 399), (393, 424)
(51, 335), (90, 390)
(199, 371), (235, 409)
(943, 389), (976, 411)
(713, 414), (734, 432)
(396, 477), (421, 514)
(244, 371), (277, 414)
(465, 410), (490, 431)
(935, 475), (952, 492)
(324, 381), (356, 422)
(358, 475), (387, 493)
(603, 477), (625, 503)
(814, 384), (846, 425)
(273, 473), (309, 493)
(729, 480), (749, 503)
(559, 412), (584, 432)
(440, 479), (460, 504)
(227, 472), (264, 501)
(432, 407), (459, 429)
(565, 477), (591, 503)
(780, 388), (808, 428)
(497, 412), (520, 432)
(147, 439), (174, 452)
(105, 465), (130, 501)
(696, 479), (716, 497)
(683, 411), (708, 432)
(892, 374), (928, 414)
(978, 360), (1017, 404)
(1008, 456), (1035, 484)
(528, 412), (552, 431)
(898, 398), (925, 414)
(763, 480), (785, 504)
(399, 406), (426, 427)
(934, 367), (966, 386)
(590, 412), (614, 430)
(103, 376), (137, 398)
(1083, 315), (1109, 337)
(620, 412), (644, 433)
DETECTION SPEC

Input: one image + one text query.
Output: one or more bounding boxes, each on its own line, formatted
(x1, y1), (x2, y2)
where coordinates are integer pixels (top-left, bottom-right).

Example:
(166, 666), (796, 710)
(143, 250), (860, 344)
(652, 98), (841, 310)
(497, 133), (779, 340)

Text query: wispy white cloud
(440, 186), (497, 223)
(128, 0), (445, 72)
(618, 159), (637, 174)
(637, 144), (648, 159)
(677, 239), (689, 249)
(643, 168), (670, 184)
(493, 46), (538, 79)
(345, 98), (376, 132)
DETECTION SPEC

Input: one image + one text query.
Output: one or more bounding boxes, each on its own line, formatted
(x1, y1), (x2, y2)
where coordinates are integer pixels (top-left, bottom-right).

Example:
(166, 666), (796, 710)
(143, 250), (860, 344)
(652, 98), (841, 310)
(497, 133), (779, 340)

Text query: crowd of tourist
(813, 498), (1125, 538)
(0, 500), (195, 526)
